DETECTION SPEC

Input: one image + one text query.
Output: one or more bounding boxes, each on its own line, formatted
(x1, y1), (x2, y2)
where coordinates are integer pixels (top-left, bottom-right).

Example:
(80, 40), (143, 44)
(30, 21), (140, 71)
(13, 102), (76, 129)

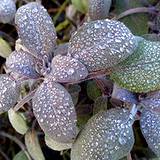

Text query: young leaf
(87, 81), (102, 100)
(93, 96), (108, 114)
(6, 50), (41, 79)
(0, 38), (12, 58)
(71, 0), (88, 13)
(13, 151), (29, 160)
(48, 55), (88, 83)
(8, 108), (29, 135)
(54, 43), (68, 56)
(25, 130), (45, 160)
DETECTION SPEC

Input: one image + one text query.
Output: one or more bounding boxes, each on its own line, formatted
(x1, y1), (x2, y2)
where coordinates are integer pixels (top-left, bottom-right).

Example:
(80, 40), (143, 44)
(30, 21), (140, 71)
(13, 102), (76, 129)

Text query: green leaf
(71, 0), (88, 13)
(13, 151), (28, 160)
(93, 96), (108, 115)
(111, 39), (160, 93)
(0, 38), (12, 58)
(8, 108), (29, 135)
(76, 104), (92, 129)
(68, 84), (81, 105)
(25, 130), (45, 160)
(45, 134), (72, 151)
(87, 81), (102, 101)
(114, 0), (149, 35)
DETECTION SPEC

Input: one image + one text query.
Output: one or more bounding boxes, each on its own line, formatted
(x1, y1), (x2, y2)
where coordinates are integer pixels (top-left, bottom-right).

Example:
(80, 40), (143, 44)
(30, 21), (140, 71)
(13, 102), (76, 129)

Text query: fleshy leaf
(68, 84), (81, 105)
(112, 84), (137, 104)
(93, 96), (108, 114)
(54, 43), (68, 56)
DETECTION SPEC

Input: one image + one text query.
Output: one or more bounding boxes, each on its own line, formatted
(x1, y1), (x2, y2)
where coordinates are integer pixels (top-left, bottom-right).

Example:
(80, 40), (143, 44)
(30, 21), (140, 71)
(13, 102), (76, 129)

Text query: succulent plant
(140, 109), (160, 157)
(68, 19), (138, 72)
(88, 0), (111, 20)
(15, 2), (57, 60)
(0, 0), (16, 24)
(0, 74), (20, 113)
(48, 55), (88, 83)
(32, 78), (77, 143)
(6, 50), (41, 79)
(71, 108), (135, 160)
(111, 39), (160, 93)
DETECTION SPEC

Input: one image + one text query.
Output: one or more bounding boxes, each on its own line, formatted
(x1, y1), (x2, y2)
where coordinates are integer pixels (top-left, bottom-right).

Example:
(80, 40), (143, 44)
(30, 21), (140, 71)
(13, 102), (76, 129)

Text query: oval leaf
(15, 2), (57, 60)
(0, 38), (12, 58)
(111, 40), (160, 93)
(45, 134), (72, 151)
(68, 19), (138, 72)
(32, 79), (77, 143)
(140, 109), (160, 157)
(6, 50), (41, 79)
(87, 80), (102, 100)
(8, 108), (29, 135)
(25, 130), (45, 160)
(0, 74), (20, 113)
(48, 55), (88, 83)
(0, 0), (16, 23)
(71, 108), (135, 160)
(88, 0), (111, 20)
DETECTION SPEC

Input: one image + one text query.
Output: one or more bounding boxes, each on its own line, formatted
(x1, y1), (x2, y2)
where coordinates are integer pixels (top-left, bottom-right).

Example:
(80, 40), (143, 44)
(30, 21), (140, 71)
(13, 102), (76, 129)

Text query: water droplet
(67, 68), (75, 75)
(94, 23), (101, 29)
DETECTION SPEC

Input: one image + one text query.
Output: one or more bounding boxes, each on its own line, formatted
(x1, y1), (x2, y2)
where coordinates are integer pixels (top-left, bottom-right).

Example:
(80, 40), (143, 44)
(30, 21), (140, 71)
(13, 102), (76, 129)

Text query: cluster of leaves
(0, 0), (160, 160)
